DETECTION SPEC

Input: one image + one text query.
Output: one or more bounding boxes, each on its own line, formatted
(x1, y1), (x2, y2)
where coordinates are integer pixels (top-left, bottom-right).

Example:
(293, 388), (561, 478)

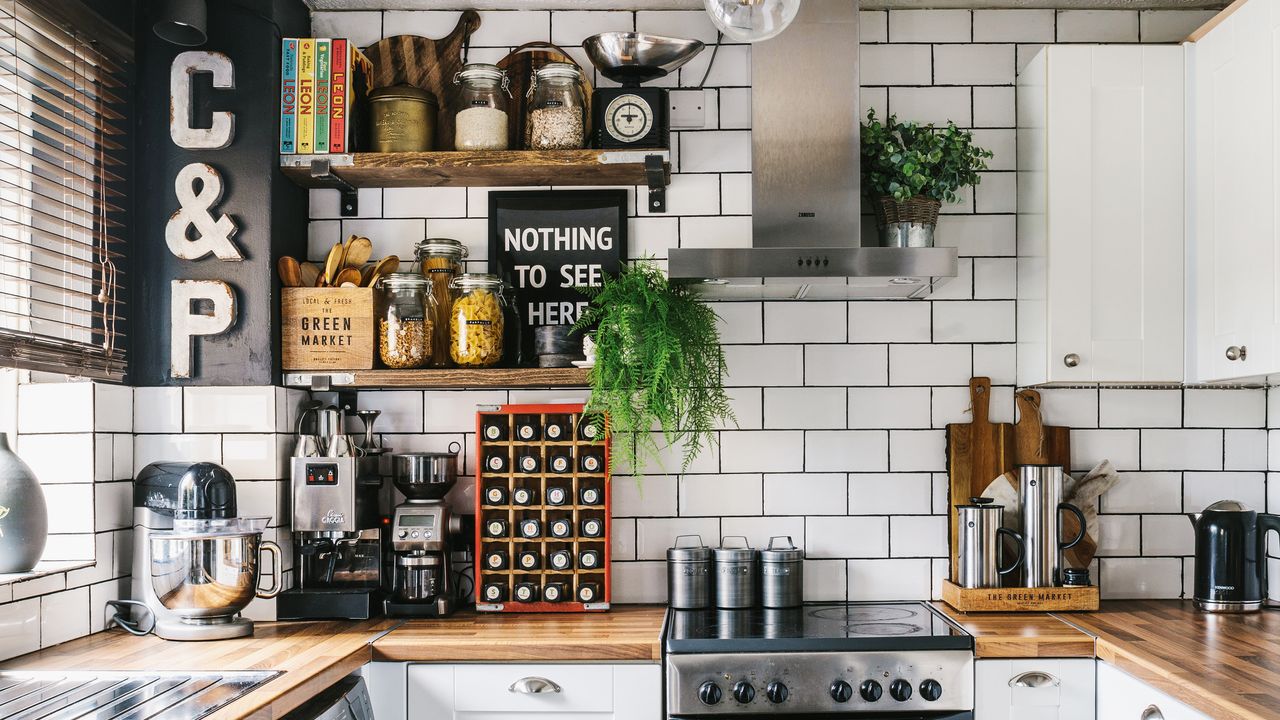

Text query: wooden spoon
(363, 255), (400, 287)
(334, 267), (363, 288)
(323, 242), (345, 286)
(344, 235), (373, 268)
(299, 262), (322, 288)
(276, 256), (302, 287)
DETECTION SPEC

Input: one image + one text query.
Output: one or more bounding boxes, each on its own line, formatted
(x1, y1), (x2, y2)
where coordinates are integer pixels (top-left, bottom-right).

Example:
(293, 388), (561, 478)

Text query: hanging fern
(572, 261), (735, 476)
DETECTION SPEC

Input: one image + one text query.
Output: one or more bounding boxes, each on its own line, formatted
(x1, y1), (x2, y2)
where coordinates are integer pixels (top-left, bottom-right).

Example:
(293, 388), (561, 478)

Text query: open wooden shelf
(282, 366), (590, 390)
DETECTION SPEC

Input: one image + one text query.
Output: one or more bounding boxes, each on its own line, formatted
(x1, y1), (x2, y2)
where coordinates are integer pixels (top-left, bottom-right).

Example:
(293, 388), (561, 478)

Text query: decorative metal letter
(170, 50), (235, 149)
(165, 162), (243, 261)
(170, 279), (237, 379)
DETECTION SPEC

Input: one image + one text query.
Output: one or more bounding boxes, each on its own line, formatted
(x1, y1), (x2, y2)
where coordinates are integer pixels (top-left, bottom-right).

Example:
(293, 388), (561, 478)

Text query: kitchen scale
(583, 32), (705, 149)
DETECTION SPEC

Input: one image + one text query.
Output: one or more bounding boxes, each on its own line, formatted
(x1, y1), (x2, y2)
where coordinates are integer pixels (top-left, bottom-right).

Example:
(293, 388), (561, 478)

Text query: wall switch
(669, 89), (707, 129)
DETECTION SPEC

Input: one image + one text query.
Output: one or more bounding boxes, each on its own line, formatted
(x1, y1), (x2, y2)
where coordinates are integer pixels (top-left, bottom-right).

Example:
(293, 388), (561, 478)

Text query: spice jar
(415, 237), (467, 367)
(369, 85), (437, 152)
(525, 63), (586, 150)
(376, 273), (435, 369)
(760, 535), (804, 608)
(454, 63), (511, 150)
(450, 273), (507, 367)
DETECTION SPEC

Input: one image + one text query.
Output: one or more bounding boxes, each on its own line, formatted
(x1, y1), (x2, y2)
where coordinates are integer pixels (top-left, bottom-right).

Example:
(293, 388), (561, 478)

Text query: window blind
(0, 0), (128, 380)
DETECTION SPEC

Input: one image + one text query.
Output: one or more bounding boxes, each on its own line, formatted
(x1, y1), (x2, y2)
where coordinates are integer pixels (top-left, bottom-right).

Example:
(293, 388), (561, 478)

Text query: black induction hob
(665, 602), (974, 654)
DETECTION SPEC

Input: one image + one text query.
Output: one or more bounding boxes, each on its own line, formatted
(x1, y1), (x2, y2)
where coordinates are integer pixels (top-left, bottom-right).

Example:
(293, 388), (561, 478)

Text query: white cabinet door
(406, 663), (661, 720)
(1018, 45), (1185, 386)
(1096, 662), (1210, 720)
(975, 659), (1095, 720)
(1188, 0), (1280, 382)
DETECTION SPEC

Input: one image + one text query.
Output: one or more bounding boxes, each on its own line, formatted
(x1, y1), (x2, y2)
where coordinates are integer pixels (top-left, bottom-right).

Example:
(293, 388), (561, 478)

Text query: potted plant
(861, 109), (993, 248)
(572, 261), (734, 476)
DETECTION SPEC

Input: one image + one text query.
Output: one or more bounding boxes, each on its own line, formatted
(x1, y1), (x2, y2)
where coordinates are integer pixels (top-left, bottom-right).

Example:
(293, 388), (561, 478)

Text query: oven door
(670, 714), (973, 720)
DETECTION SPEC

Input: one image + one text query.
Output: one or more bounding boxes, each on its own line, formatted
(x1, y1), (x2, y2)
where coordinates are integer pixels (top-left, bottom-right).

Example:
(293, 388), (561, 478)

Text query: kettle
(1188, 500), (1280, 612)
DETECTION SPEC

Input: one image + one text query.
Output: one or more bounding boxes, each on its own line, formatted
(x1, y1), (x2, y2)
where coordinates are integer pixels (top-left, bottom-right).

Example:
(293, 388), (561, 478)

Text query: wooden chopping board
(1014, 388), (1096, 568)
(363, 11), (481, 151)
(947, 377), (1015, 580)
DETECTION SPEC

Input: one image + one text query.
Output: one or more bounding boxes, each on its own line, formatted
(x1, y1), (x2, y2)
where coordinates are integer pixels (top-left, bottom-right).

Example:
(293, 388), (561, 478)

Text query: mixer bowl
(583, 32), (705, 85)
(393, 451), (459, 501)
(150, 531), (281, 620)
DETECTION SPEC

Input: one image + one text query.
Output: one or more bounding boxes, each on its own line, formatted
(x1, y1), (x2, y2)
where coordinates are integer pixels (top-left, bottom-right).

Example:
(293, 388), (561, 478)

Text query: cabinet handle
(1063, 353), (1080, 368)
(508, 677), (563, 694)
(1226, 345), (1247, 361)
(1008, 671), (1060, 688)
(1141, 704), (1164, 720)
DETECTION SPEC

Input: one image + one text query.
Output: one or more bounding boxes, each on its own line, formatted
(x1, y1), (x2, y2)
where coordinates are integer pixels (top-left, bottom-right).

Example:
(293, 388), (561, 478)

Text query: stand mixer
(582, 32), (705, 149)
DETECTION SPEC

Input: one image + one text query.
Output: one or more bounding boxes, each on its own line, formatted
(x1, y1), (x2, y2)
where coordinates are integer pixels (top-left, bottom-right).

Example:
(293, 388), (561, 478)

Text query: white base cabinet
(405, 663), (661, 720)
(975, 659), (1095, 720)
(1096, 662), (1209, 720)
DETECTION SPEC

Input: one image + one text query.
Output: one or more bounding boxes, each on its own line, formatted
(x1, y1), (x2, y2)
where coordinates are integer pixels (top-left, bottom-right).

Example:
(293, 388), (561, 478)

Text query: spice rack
(475, 403), (610, 613)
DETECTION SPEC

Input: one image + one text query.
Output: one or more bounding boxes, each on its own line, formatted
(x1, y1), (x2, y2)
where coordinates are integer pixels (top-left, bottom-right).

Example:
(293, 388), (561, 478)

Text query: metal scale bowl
(582, 32), (705, 149)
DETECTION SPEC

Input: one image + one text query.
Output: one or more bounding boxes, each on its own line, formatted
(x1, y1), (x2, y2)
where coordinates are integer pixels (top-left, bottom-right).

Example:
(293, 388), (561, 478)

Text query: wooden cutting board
(947, 377), (1015, 580)
(1014, 388), (1096, 569)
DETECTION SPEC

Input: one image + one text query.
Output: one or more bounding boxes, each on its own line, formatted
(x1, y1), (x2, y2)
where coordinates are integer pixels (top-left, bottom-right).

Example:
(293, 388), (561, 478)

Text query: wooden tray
(941, 579), (1099, 612)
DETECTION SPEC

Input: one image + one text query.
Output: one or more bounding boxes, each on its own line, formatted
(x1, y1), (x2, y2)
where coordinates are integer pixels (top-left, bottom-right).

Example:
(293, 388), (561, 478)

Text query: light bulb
(703, 0), (802, 42)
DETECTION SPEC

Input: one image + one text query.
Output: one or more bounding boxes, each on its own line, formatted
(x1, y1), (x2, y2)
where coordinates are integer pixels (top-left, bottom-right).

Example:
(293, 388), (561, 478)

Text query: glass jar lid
(451, 272), (505, 291)
(534, 62), (582, 82)
(456, 63), (508, 86)
(379, 272), (430, 291)
(414, 237), (469, 260)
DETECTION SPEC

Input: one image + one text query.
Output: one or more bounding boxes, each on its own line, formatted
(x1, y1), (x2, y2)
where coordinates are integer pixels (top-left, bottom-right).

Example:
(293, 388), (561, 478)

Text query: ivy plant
(861, 109), (994, 203)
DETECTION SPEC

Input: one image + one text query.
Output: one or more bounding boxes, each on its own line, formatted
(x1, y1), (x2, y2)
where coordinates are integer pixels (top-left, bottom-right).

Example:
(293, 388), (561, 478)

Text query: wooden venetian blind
(0, 0), (129, 380)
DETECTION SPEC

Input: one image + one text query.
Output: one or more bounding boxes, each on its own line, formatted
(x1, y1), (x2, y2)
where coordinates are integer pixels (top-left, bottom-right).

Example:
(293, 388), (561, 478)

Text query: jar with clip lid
(376, 273), (436, 369)
(454, 63), (512, 150)
(525, 62), (586, 150)
(450, 273), (508, 367)
(415, 237), (468, 367)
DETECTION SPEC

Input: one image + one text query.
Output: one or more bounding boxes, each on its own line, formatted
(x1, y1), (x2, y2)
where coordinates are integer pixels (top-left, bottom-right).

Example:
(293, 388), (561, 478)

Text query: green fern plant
(572, 261), (734, 476)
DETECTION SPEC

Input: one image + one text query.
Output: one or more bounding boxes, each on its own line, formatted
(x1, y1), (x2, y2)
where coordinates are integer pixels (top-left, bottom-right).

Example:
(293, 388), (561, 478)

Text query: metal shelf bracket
(308, 158), (359, 216)
(644, 154), (667, 213)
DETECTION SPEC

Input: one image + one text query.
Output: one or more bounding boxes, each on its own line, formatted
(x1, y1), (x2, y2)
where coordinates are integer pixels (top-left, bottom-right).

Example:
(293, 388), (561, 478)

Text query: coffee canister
(955, 497), (1024, 589)
(1019, 464), (1087, 588)
(666, 534), (712, 609)
(760, 535), (804, 608)
(369, 85), (438, 152)
(714, 536), (758, 609)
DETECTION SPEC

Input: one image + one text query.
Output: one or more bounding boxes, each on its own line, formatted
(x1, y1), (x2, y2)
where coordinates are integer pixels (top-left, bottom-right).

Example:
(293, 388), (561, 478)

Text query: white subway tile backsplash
(1056, 10), (1139, 42)
(636, 10), (719, 44)
(1099, 389), (1181, 428)
(550, 11), (631, 45)
(848, 387), (930, 429)
(610, 561), (666, 604)
(678, 216), (752, 248)
(887, 87), (971, 128)
(805, 345), (888, 387)
(1184, 472), (1266, 513)
(1138, 10), (1217, 42)
(888, 10), (971, 42)
(849, 558), (931, 601)
(720, 431), (803, 473)
(974, 172), (1016, 213)
(1102, 472), (1182, 514)
(889, 345), (972, 386)
(726, 388), (764, 430)
(383, 187), (467, 218)
(936, 215), (1016, 256)
(679, 474), (763, 516)
(40, 587), (88, 647)
(1142, 514), (1194, 556)
(1035, 388), (1099, 429)
(850, 473), (932, 515)
(806, 431), (888, 473)
(680, 132), (751, 173)
(133, 434), (221, 475)
(804, 559), (848, 601)
(0, 598), (39, 661)
(807, 516), (888, 558)
(972, 87), (1016, 128)
(1142, 430), (1224, 471)
(183, 386), (276, 434)
(614, 475), (678, 518)
(720, 516), (806, 552)
(973, 10), (1055, 42)
(714, 303), (762, 344)
(1101, 557), (1181, 599)
(359, 391), (425, 433)
(724, 345), (803, 387)
(18, 383), (92, 434)
(933, 45), (1016, 86)
(1095, 515), (1141, 556)
(973, 258), (1017, 299)
(310, 11), (382, 47)
(1226, 430), (1269, 471)
(15, 434), (93, 485)
(642, 173), (720, 217)
(764, 474), (847, 516)
(932, 301), (1015, 343)
(972, 344), (1016, 386)
(849, 302), (931, 343)
(859, 44), (932, 86)
(1072, 429), (1140, 472)
(764, 388), (846, 429)
(890, 515), (947, 557)
(43, 484), (93, 535)
(1185, 389), (1266, 428)
(764, 303), (846, 344)
(889, 431), (946, 472)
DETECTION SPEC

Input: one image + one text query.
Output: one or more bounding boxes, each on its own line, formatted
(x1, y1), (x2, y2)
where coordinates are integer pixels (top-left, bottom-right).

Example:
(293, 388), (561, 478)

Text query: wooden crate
(475, 403), (610, 613)
(281, 287), (374, 370)
(941, 579), (1099, 612)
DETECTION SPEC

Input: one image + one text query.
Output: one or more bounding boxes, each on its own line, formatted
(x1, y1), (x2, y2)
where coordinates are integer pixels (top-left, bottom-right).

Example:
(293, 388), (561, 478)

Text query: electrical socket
(669, 89), (707, 129)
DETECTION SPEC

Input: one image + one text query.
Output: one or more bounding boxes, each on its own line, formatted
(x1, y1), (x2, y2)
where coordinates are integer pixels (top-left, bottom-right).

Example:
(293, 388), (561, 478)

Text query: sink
(0, 670), (278, 720)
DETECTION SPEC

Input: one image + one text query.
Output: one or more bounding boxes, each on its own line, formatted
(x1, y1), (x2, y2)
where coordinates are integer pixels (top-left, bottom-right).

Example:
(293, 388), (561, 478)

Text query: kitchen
(0, 0), (1274, 717)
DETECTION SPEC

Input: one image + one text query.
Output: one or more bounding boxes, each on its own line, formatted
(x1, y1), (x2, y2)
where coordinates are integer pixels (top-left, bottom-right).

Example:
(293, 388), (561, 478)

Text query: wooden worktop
(372, 605), (667, 662)
(1065, 600), (1280, 720)
(931, 602), (1095, 658)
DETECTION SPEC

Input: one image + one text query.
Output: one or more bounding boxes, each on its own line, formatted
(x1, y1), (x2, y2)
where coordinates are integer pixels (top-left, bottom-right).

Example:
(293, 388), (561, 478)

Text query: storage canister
(449, 273), (507, 367)
(525, 63), (586, 150)
(760, 535), (803, 608)
(666, 534), (712, 609)
(714, 535), (758, 609)
(454, 63), (511, 150)
(368, 85), (437, 152)
(376, 273), (436, 369)
(414, 237), (467, 367)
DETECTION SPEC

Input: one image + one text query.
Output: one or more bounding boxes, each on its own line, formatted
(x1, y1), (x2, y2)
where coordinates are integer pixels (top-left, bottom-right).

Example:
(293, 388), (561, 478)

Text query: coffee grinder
(582, 32), (705, 149)
(277, 404), (387, 620)
(384, 447), (470, 617)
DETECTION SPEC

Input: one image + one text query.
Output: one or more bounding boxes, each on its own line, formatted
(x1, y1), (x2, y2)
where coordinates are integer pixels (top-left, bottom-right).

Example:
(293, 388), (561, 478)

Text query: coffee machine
(384, 448), (470, 617)
(277, 404), (387, 620)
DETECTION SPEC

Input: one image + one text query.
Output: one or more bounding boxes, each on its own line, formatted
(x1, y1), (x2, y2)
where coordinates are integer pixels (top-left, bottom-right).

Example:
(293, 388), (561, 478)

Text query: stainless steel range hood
(667, 0), (957, 300)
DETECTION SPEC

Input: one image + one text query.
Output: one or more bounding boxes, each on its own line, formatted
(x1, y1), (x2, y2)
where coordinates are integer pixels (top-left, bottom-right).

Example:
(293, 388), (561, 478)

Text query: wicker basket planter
(871, 195), (942, 248)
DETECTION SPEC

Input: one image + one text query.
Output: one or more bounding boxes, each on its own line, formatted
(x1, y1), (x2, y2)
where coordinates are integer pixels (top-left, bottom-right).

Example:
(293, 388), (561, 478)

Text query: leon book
(329, 39), (348, 153)
(297, 38), (316, 154)
(314, 39), (331, 153)
(279, 38), (298, 153)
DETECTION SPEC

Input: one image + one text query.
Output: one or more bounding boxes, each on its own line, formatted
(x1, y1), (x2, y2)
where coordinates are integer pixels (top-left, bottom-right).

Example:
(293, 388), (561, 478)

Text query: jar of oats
(450, 273), (507, 367)
(414, 237), (467, 367)
(376, 273), (435, 369)
(525, 63), (585, 150)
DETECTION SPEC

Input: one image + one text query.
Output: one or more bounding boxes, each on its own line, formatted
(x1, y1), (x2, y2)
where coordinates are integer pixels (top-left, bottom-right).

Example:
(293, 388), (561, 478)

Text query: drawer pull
(1008, 671), (1060, 688)
(1141, 705), (1164, 720)
(508, 677), (563, 695)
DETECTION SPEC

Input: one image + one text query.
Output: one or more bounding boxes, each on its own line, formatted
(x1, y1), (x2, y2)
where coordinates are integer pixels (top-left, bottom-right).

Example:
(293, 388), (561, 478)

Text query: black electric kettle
(1188, 500), (1280, 612)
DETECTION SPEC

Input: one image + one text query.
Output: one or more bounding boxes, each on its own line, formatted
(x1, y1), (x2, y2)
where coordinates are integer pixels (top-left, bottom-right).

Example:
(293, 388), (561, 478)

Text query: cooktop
(665, 602), (973, 654)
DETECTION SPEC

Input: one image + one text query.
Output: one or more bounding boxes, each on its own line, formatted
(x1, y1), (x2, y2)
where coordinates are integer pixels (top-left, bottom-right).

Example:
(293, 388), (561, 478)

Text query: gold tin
(369, 85), (437, 152)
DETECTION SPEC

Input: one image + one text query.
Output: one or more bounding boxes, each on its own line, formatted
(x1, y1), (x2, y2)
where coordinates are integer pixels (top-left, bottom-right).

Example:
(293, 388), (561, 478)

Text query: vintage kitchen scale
(583, 32), (705, 149)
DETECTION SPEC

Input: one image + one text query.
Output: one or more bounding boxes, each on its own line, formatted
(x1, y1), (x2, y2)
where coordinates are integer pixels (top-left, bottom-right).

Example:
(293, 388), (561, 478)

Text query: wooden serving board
(941, 579), (1099, 612)
(947, 377), (1015, 580)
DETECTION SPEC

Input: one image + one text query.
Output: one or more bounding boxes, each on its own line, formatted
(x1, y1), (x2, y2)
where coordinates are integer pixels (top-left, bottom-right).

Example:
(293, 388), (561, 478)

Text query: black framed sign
(488, 189), (628, 355)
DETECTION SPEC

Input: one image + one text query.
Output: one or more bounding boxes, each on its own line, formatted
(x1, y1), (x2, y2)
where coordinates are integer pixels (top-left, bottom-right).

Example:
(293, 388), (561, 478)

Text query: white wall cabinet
(1017, 45), (1185, 386)
(405, 662), (662, 720)
(975, 658), (1095, 720)
(1096, 662), (1209, 720)
(1186, 0), (1280, 383)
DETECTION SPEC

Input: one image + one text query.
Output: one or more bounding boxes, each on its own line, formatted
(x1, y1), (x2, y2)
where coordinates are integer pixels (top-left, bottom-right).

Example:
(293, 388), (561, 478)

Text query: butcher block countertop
(930, 602), (1095, 658)
(372, 605), (668, 662)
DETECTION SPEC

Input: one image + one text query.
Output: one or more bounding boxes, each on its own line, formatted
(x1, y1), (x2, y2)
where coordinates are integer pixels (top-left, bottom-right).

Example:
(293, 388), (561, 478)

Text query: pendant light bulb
(703, 0), (801, 42)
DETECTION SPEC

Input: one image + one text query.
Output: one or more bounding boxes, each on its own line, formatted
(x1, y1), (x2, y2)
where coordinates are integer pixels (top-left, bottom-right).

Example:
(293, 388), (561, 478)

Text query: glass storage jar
(450, 273), (508, 367)
(454, 63), (512, 150)
(525, 63), (586, 150)
(377, 273), (436, 369)
(415, 237), (467, 367)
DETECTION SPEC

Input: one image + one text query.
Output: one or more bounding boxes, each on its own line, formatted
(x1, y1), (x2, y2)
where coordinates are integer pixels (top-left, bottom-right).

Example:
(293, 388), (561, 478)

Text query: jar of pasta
(376, 273), (435, 369)
(450, 273), (507, 367)
(414, 237), (467, 367)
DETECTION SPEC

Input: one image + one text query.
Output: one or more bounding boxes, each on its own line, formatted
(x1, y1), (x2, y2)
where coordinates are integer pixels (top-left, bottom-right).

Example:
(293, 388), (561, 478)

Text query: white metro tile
(847, 387), (931, 429)
(806, 431), (888, 473)
(612, 475), (678, 517)
(933, 45), (1016, 86)
(932, 301), (1015, 343)
(804, 559), (847, 602)
(679, 474), (763, 516)
(94, 482), (131, 532)
(40, 587), (89, 647)
(1100, 557), (1180, 599)
(764, 388), (845, 430)
(309, 188), (381, 219)
(724, 345), (803, 387)
(309, 11), (382, 48)
(889, 431), (946, 472)
(679, 131), (751, 173)
(382, 187), (467, 218)
(133, 434), (222, 475)
(806, 345), (888, 387)
(611, 518), (636, 561)
(15, 434), (93, 484)
(1226, 429), (1269, 471)
(1184, 388), (1266, 428)
(886, 87), (972, 128)
(973, 87), (1016, 129)
(720, 517), (805, 552)
(1094, 515), (1140, 556)
(42, 484), (93, 534)
(974, 172), (1016, 214)
(860, 11), (888, 42)
(93, 384), (132, 433)
(1033, 388), (1099, 429)
(890, 516), (947, 557)
(889, 345), (972, 386)
(719, 89), (750, 131)
(1071, 429), (1140, 472)
(1101, 472), (1181, 514)
(612, 561), (667, 604)
(423, 391), (510, 433)
(726, 388), (763, 430)
(221, 434), (283, 481)
(1184, 472), (1265, 513)
(764, 302), (846, 343)
(637, 434), (721, 476)
(472, 10), (550, 45)
(806, 516), (888, 558)
(18, 382), (93, 434)
(183, 386), (276, 433)
(849, 558), (931, 601)
(636, 10), (720, 44)
(935, 215), (1016, 256)
(678, 216), (752, 248)
(859, 44), (931, 86)
(973, 258), (1016, 299)
(720, 172), (751, 212)
(850, 473), (932, 515)
(1099, 389), (1181, 428)
(713, 302), (762, 344)
(848, 302), (930, 343)
(550, 11), (632, 45)
(888, 9), (970, 42)
(1139, 10), (1217, 42)
(973, 344), (1016, 386)
(355, 391), (424, 434)
(0, 598), (40, 661)
(1142, 514), (1194, 556)
(630, 217), (679, 259)
(763, 474), (846, 516)
(1141, 429), (1223, 471)
(973, 9), (1055, 42)
(719, 431), (804, 473)
(1056, 10), (1139, 42)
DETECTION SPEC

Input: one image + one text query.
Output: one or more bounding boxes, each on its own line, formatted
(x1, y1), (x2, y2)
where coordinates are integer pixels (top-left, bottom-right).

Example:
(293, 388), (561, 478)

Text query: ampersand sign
(165, 162), (243, 261)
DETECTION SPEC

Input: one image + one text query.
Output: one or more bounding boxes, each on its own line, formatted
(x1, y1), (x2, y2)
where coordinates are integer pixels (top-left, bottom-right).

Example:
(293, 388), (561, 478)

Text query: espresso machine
(384, 447), (470, 617)
(277, 404), (387, 620)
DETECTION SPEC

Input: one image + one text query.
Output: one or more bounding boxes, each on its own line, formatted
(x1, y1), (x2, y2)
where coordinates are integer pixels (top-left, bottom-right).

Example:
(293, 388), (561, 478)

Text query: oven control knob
(830, 680), (853, 703)
(890, 679), (912, 702)
(766, 681), (789, 704)
(859, 680), (882, 702)
(732, 681), (755, 704)
(698, 681), (722, 706)
(920, 679), (942, 702)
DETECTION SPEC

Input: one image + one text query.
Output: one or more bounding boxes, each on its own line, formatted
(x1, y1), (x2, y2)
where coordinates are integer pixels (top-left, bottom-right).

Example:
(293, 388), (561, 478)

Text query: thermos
(714, 536), (758, 609)
(1018, 465), (1087, 587)
(666, 534), (712, 609)
(955, 497), (1024, 588)
(760, 535), (804, 607)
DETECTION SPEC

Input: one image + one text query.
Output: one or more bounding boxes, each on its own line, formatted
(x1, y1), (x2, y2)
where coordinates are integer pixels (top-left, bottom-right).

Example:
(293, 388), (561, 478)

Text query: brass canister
(369, 85), (437, 152)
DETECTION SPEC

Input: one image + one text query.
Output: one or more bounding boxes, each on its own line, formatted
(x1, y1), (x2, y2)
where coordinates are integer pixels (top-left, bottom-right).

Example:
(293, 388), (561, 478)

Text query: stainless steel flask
(760, 535), (804, 608)
(714, 536), (758, 609)
(956, 497), (1024, 588)
(1019, 464), (1087, 587)
(666, 534), (713, 609)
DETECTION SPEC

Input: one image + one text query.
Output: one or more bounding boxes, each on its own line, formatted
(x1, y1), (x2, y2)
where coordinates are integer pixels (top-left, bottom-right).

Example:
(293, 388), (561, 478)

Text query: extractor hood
(667, 0), (957, 300)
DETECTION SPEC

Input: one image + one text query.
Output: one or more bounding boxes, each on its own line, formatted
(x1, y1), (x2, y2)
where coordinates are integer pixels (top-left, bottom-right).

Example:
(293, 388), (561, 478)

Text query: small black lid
(134, 461), (236, 519)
